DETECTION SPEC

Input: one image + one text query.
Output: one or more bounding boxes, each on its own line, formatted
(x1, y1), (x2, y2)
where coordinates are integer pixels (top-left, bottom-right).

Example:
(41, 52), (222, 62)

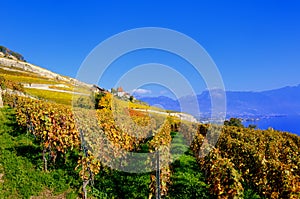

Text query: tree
(94, 92), (105, 109)
(111, 88), (117, 94)
(248, 124), (257, 129)
(224, 118), (244, 127)
(129, 95), (134, 102)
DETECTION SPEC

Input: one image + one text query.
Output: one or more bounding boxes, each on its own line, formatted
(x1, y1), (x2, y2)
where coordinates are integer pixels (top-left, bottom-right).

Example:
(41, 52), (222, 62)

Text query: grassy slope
(0, 71), (60, 85)
(0, 105), (154, 199)
(0, 102), (289, 198)
(1, 59), (284, 198)
(168, 132), (262, 199)
(1, 62), (171, 112)
(24, 88), (73, 106)
(0, 63), (91, 102)
(0, 106), (78, 199)
(168, 132), (211, 199)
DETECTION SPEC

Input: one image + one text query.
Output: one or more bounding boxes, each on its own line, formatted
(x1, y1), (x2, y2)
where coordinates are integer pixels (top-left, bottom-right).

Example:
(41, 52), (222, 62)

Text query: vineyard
(0, 91), (299, 198)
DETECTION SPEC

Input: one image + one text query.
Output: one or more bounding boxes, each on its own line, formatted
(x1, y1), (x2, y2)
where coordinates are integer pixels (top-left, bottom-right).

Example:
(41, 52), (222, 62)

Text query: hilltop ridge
(0, 46), (99, 105)
(0, 46), (25, 61)
(0, 46), (198, 122)
(0, 56), (91, 89)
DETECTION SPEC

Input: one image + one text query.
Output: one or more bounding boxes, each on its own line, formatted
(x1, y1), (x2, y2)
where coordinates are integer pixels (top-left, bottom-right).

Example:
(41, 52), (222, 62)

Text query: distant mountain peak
(137, 85), (300, 119)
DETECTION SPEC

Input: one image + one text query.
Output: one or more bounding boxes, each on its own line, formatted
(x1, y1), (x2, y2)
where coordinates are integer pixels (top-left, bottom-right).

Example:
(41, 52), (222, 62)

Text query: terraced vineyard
(0, 57), (92, 106)
(1, 91), (299, 198)
(0, 67), (299, 198)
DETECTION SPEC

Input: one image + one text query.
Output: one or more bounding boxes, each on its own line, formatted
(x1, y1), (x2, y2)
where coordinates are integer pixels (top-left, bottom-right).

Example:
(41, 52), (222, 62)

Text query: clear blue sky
(1, 0), (300, 95)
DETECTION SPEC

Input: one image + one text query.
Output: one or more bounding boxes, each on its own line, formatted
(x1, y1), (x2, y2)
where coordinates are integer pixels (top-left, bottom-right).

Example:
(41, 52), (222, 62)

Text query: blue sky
(1, 0), (300, 96)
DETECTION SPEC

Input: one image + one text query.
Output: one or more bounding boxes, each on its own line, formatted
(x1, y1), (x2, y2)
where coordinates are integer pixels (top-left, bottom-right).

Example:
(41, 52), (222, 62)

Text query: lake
(242, 115), (300, 136)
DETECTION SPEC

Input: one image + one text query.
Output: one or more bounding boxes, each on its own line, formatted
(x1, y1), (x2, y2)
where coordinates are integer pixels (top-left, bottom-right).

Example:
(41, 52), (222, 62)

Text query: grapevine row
(179, 121), (300, 198)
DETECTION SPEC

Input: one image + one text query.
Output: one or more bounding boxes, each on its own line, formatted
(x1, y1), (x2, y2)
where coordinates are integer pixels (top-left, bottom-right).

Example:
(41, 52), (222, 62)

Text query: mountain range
(138, 85), (300, 119)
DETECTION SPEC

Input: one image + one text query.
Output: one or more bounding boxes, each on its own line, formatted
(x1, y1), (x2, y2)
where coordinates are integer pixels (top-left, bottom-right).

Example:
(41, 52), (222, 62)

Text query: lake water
(242, 115), (300, 136)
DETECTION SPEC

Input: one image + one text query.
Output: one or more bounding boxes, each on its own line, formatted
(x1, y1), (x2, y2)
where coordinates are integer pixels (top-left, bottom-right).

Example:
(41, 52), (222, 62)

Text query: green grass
(0, 67), (38, 77)
(168, 132), (263, 199)
(25, 88), (73, 105)
(0, 68), (26, 76)
(48, 85), (74, 91)
(53, 85), (92, 94)
(0, 106), (78, 198)
(168, 153), (211, 199)
(3, 74), (59, 84)
(0, 104), (265, 198)
(92, 170), (151, 199)
(0, 66), (76, 86)
(168, 132), (211, 199)
(170, 133), (189, 161)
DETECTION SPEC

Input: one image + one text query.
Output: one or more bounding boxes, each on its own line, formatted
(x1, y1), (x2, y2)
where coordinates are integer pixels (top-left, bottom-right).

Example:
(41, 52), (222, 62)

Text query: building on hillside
(111, 87), (131, 99)
(91, 85), (106, 93)
(117, 87), (124, 92)
(117, 91), (130, 98)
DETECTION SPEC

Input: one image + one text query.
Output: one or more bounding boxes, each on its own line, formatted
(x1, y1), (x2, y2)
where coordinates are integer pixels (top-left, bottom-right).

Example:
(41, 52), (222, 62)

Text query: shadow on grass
(13, 144), (42, 166)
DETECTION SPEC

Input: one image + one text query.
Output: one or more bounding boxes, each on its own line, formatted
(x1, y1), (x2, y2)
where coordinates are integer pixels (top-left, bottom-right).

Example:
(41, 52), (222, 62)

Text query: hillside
(0, 49), (101, 106)
(0, 51), (198, 122)
(0, 52), (92, 88)
(0, 46), (25, 61)
(1, 93), (299, 199)
(0, 46), (299, 199)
